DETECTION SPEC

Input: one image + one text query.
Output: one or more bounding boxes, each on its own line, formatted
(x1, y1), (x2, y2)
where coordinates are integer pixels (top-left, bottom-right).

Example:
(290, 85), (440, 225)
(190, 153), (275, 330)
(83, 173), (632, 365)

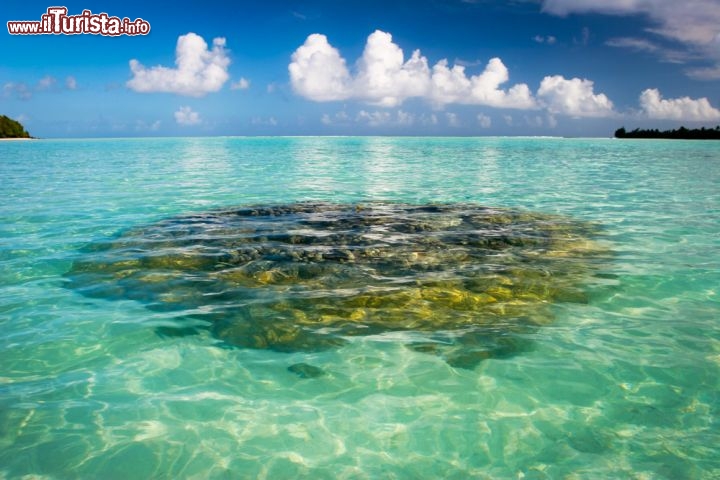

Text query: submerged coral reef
(66, 202), (608, 367)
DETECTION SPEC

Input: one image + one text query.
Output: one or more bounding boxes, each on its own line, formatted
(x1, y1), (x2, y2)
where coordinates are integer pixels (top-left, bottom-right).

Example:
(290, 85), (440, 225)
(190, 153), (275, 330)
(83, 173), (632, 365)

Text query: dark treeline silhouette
(0, 115), (31, 138)
(615, 126), (720, 140)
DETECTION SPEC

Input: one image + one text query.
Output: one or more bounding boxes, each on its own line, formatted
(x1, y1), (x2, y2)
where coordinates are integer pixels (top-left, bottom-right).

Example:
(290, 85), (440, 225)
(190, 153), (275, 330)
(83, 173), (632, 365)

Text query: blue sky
(2, 0), (720, 137)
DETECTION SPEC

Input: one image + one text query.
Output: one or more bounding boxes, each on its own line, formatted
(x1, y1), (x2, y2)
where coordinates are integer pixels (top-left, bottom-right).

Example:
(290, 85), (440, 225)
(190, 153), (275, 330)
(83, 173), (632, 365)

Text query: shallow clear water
(1, 137), (718, 479)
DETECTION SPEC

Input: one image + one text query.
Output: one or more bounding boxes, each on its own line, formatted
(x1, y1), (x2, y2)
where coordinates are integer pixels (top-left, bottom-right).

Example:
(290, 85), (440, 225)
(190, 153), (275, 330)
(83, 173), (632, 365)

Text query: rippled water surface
(1, 137), (719, 479)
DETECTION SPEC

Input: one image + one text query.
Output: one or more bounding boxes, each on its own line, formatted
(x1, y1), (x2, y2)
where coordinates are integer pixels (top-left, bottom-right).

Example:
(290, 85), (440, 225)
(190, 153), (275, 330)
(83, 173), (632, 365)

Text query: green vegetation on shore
(0, 115), (31, 138)
(615, 126), (720, 140)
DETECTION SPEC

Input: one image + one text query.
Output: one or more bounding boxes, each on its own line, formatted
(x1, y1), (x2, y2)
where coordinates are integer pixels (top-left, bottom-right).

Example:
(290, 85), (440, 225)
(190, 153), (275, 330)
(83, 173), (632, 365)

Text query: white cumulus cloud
(353, 30), (431, 107)
(533, 35), (557, 45)
(321, 111), (351, 125)
(128, 33), (230, 97)
(230, 77), (250, 90)
(3, 75), (80, 99)
(445, 112), (460, 127)
(135, 119), (161, 132)
(356, 109), (415, 127)
(289, 30), (536, 109)
(289, 33), (352, 101)
(251, 116), (278, 126)
(174, 106), (201, 125)
(537, 75), (615, 118)
(639, 88), (720, 121)
(470, 58), (536, 109)
(428, 57), (536, 108)
(2, 82), (32, 100)
(477, 113), (492, 128)
(37, 75), (57, 90)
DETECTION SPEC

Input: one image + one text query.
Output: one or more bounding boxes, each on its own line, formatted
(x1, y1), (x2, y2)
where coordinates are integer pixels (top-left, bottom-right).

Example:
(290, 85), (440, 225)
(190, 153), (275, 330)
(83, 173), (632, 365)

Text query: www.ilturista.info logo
(7, 7), (150, 36)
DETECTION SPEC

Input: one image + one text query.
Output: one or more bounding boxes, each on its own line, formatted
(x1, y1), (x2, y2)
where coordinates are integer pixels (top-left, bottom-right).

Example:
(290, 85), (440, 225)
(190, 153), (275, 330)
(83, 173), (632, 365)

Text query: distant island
(0, 115), (32, 139)
(615, 126), (720, 140)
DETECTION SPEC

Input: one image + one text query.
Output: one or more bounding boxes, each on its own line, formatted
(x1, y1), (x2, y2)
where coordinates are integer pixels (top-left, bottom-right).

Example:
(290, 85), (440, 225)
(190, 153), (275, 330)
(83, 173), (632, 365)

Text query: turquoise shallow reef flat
(1, 137), (719, 478)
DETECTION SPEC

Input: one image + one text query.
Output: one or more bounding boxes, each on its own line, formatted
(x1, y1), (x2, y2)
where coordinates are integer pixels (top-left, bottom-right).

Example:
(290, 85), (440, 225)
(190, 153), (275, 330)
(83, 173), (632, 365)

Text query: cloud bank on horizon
(287, 29), (719, 122)
(288, 31), (538, 111)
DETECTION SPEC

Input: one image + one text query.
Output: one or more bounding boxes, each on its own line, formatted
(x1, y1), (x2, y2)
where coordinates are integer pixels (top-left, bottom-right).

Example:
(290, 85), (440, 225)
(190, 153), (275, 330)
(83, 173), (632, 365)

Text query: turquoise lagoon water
(0, 137), (718, 479)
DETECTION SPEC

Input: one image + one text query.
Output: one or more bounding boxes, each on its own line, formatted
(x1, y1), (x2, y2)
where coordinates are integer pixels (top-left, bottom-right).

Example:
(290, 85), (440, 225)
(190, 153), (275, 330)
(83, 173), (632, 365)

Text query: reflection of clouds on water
(166, 137), (573, 207)
(287, 137), (348, 198)
(286, 137), (440, 201)
(174, 138), (234, 207)
(173, 138), (237, 207)
(361, 137), (506, 203)
(358, 137), (405, 198)
(473, 145), (501, 198)
(176, 138), (232, 179)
